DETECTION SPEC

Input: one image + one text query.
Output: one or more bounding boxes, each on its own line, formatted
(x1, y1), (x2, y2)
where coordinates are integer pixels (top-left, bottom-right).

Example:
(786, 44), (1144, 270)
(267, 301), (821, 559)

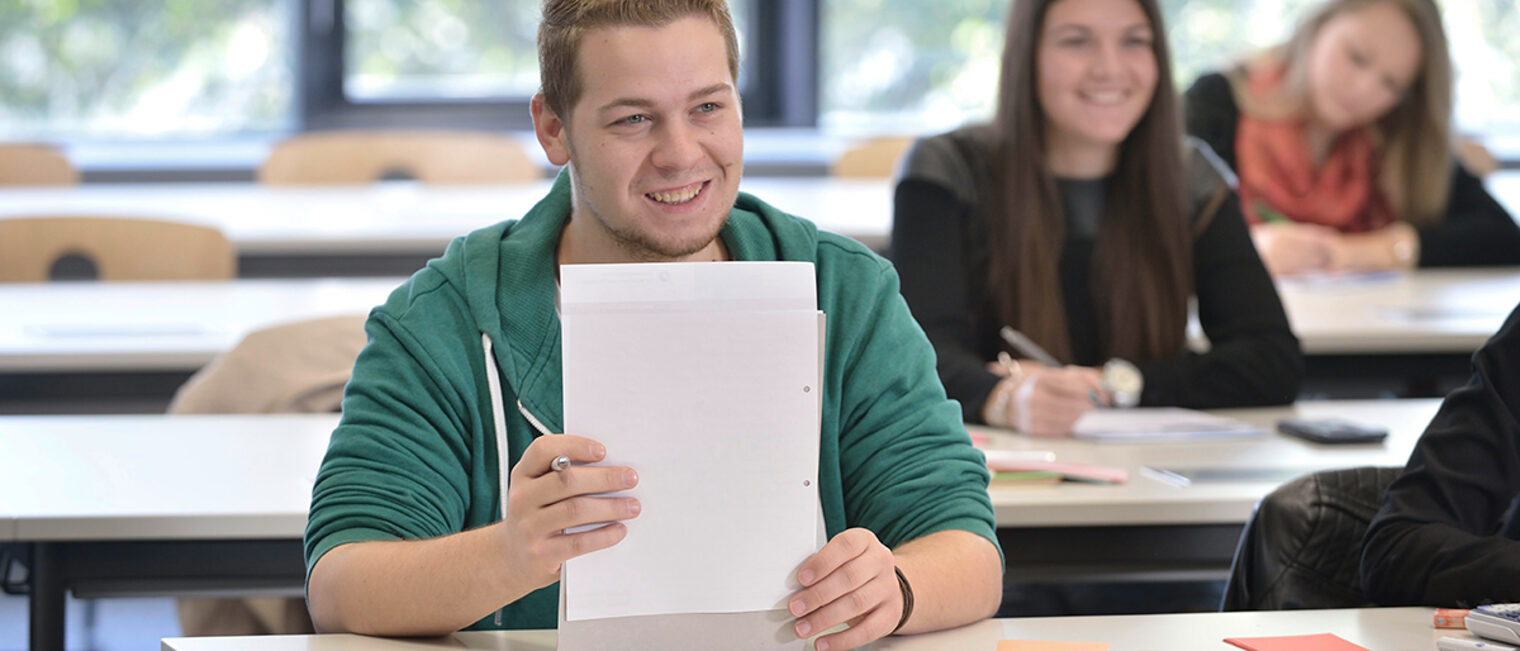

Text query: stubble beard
(594, 205), (729, 262)
(567, 160), (730, 262)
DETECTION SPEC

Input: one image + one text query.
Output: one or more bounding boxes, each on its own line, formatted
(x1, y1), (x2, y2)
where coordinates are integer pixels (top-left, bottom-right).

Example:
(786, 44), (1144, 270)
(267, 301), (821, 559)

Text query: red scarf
(1234, 67), (1394, 233)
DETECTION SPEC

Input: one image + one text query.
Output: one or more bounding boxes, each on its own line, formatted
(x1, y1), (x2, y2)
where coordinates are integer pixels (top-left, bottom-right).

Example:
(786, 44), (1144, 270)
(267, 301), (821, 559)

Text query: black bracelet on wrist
(892, 566), (915, 634)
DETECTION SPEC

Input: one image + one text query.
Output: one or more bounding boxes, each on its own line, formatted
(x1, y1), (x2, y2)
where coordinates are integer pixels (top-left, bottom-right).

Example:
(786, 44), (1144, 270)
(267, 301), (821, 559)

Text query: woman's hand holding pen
(496, 434), (640, 601)
(982, 360), (1107, 437)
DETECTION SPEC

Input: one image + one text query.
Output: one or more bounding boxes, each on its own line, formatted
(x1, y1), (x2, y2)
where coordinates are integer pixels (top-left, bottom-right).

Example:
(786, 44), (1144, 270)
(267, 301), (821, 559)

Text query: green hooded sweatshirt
(305, 172), (998, 630)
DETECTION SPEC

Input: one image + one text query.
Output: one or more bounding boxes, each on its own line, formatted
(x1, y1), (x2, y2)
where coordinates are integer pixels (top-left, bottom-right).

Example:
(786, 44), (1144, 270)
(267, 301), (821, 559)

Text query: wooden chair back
(0, 143), (80, 186)
(0, 216), (235, 282)
(259, 130), (541, 184)
(830, 136), (914, 178)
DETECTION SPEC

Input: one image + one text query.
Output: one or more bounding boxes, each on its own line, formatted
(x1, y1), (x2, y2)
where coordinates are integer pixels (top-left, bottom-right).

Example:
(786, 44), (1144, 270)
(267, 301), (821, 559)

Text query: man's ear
(530, 93), (571, 167)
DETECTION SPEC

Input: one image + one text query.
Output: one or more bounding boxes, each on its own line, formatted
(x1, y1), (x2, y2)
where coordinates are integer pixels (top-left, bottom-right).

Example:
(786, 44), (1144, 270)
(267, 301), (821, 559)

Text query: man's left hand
(787, 528), (902, 651)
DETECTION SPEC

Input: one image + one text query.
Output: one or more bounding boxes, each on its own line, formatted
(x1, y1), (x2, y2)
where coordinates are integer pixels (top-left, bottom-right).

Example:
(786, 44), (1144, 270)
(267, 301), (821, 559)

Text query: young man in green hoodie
(303, 1), (1002, 649)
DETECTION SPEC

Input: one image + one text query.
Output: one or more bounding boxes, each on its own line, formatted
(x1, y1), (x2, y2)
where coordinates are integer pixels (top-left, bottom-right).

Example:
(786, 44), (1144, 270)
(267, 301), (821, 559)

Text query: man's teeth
(648, 185), (701, 204)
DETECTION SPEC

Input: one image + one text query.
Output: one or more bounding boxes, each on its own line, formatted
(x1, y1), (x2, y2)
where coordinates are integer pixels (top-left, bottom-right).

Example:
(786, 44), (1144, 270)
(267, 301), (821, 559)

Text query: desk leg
(29, 542), (65, 651)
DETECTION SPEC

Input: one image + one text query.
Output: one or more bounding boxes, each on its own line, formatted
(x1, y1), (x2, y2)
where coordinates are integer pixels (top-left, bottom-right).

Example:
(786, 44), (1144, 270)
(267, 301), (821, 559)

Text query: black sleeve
(1183, 72), (1242, 170)
(890, 179), (1002, 423)
(1361, 303), (1520, 606)
(1416, 163), (1520, 267)
(1133, 193), (1303, 407)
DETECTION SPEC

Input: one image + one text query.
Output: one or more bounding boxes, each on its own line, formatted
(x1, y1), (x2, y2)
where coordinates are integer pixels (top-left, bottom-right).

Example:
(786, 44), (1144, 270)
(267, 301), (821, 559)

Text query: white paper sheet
(560, 262), (822, 622)
(1072, 407), (1264, 442)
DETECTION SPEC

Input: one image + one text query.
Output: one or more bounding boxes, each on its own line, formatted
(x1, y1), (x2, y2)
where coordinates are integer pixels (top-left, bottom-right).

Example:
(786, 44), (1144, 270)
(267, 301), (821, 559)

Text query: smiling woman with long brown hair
(891, 0), (1302, 437)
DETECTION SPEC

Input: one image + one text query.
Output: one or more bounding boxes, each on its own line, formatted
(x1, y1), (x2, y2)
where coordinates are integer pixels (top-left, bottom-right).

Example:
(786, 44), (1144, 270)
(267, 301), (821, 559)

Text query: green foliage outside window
(0, 0), (293, 138)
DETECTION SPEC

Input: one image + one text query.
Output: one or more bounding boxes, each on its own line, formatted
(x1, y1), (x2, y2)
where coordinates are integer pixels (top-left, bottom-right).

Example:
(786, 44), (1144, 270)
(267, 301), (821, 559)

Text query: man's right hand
(497, 434), (640, 597)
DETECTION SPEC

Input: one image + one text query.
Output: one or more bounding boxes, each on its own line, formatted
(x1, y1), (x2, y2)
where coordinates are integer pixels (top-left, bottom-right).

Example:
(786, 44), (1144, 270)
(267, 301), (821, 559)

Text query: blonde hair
(1229, 0), (1453, 225)
(537, 0), (740, 119)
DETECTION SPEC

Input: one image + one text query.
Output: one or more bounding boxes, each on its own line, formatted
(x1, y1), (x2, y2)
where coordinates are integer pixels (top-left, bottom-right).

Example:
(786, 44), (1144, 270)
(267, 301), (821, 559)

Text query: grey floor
(0, 594), (180, 651)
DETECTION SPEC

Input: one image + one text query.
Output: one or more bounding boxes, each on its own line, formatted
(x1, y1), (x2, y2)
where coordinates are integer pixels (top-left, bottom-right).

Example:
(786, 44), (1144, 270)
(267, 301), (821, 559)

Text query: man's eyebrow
(597, 83), (734, 113)
(598, 97), (654, 112)
(687, 82), (732, 101)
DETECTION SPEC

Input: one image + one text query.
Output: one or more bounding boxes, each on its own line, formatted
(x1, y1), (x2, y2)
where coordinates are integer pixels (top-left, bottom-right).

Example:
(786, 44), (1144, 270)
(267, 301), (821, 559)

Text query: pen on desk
(1140, 466), (1191, 488)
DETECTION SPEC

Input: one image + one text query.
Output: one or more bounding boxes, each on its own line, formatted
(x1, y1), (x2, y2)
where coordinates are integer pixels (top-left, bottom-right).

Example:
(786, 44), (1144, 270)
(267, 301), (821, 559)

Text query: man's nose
(650, 120), (704, 172)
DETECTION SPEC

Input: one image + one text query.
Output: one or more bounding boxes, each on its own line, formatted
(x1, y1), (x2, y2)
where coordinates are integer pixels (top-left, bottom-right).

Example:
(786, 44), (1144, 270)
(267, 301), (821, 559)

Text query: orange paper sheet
(1223, 633), (1370, 651)
(997, 641), (1109, 651)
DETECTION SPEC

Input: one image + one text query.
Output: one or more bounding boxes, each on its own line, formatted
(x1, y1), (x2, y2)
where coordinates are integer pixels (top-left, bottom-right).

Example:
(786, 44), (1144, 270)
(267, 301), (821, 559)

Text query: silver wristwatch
(1102, 358), (1143, 408)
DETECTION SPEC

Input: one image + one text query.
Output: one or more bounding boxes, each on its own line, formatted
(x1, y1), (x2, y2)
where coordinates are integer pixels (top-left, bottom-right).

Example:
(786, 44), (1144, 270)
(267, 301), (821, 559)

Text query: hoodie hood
(440, 169), (825, 435)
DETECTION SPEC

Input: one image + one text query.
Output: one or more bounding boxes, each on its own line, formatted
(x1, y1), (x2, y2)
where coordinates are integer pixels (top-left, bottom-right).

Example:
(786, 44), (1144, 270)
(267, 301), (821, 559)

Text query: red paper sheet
(1223, 633), (1370, 651)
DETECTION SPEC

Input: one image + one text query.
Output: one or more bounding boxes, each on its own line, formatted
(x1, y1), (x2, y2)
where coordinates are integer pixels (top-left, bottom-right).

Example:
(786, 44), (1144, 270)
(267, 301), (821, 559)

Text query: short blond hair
(537, 0), (740, 118)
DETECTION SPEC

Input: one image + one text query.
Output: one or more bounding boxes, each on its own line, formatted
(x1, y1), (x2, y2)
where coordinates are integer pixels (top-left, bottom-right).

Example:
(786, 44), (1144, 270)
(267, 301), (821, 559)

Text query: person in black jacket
(1361, 302), (1520, 606)
(891, 0), (1302, 436)
(1184, 0), (1520, 275)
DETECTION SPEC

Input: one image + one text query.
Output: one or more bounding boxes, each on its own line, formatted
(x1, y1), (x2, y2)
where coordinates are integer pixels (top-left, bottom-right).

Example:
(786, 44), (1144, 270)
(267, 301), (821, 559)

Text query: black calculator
(1469, 603), (1520, 644)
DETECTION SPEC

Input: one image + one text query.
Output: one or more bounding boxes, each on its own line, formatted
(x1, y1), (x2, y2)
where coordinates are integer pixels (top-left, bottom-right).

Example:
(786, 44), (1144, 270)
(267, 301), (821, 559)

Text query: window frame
(296, 0), (819, 130)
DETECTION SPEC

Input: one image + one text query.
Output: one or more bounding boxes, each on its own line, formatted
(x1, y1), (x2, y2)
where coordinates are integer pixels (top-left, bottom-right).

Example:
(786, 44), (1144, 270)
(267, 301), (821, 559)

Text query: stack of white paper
(1072, 407), (1264, 442)
(560, 261), (822, 622)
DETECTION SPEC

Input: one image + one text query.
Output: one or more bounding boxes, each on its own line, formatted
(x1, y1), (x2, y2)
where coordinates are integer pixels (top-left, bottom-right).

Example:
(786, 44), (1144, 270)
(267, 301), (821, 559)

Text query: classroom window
(344, 0), (752, 103)
(343, 0), (541, 102)
(0, 0), (296, 139)
(4, 0), (1514, 156)
(818, 0), (1006, 135)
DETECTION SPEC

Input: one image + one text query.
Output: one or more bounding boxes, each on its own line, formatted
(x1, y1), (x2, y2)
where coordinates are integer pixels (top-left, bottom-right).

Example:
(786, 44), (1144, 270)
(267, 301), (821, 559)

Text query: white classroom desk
(2, 168), (1515, 259)
(2, 169), (1515, 275)
(0, 177), (894, 257)
(160, 607), (1463, 651)
(0, 414), (334, 542)
(2, 270), (1517, 376)
(1271, 267), (1520, 355)
(0, 277), (404, 373)
(978, 398), (1439, 528)
(44, 399), (1404, 600)
(0, 399), (1438, 541)
(0, 414), (336, 651)
(2, 401), (1438, 649)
